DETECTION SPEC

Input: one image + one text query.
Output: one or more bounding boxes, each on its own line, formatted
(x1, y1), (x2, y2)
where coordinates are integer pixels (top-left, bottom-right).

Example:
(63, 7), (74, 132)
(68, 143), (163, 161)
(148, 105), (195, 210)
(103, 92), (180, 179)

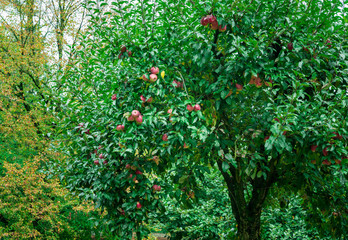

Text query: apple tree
(52, 0), (347, 239)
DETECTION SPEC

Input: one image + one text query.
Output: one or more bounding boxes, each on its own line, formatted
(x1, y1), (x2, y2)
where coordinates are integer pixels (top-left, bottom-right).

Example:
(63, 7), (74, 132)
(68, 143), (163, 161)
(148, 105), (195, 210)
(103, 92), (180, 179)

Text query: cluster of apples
(140, 95), (153, 103)
(187, 104), (201, 112)
(143, 67), (159, 83)
(200, 14), (226, 31)
(127, 110), (143, 124)
(118, 45), (132, 59)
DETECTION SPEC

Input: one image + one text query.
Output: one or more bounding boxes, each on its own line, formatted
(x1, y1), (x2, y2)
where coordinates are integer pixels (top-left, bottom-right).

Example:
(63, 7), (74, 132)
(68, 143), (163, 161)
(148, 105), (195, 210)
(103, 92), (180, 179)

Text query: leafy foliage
(52, 0), (347, 239)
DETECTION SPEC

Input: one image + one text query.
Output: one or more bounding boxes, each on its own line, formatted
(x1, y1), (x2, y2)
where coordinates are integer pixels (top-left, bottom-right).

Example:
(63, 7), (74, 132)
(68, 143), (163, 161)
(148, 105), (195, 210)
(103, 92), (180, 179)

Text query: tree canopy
(52, 0), (347, 239)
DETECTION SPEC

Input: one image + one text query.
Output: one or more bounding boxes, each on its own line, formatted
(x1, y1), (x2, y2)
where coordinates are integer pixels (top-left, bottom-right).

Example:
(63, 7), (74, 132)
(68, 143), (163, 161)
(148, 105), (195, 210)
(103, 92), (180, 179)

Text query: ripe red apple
(103, 160), (108, 165)
(153, 185), (161, 191)
(136, 202), (142, 209)
(322, 159), (331, 165)
(311, 145), (318, 152)
(112, 94), (117, 100)
(127, 115), (135, 121)
(149, 74), (157, 82)
(132, 110), (140, 118)
(287, 42), (293, 51)
(162, 133), (168, 141)
(211, 21), (219, 30)
(323, 147), (328, 156)
(135, 115), (143, 124)
(142, 74), (149, 81)
(116, 125), (124, 131)
(125, 164), (131, 169)
(200, 16), (209, 26)
(326, 39), (332, 48)
(140, 95), (146, 102)
(194, 104), (201, 111)
(167, 109), (173, 115)
(187, 104), (194, 112)
(173, 80), (183, 88)
(264, 136), (270, 141)
(94, 160), (99, 165)
(151, 67), (159, 74)
(219, 25), (227, 32)
(332, 132), (343, 140)
(236, 83), (243, 91)
(135, 170), (142, 175)
(120, 45), (127, 53)
(146, 97), (153, 103)
(118, 53), (123, 59)
(274, 118), (280, 122)
(127, 50), (132, 57)
(98, 145), (102, 150)
(99, 154), (104, 159)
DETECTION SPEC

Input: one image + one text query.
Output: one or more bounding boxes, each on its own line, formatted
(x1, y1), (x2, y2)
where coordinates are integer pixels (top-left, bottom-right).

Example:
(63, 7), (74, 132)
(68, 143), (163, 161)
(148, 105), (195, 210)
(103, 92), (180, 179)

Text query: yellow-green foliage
(0, 155), (92, 239)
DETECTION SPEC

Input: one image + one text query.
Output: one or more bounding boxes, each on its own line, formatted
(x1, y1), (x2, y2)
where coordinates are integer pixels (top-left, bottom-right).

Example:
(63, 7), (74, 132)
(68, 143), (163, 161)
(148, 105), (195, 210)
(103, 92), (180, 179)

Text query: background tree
(53, 0), (347, 239)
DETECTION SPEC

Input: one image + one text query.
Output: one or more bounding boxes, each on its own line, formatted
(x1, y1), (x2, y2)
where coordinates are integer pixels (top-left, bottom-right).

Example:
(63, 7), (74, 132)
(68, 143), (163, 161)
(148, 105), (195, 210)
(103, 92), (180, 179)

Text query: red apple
(274, 118), (280, 122)
(135, 170), (142, 175)
(118, 53), (123, 59)
(311, 145), (318, 152)
(153, 185), (161, 191)
(200, 16), (209, 26)
(173, 80), (183, 88)
(326, 39), (332, 48)
(136, 202), (142, 209)
(151, 67), (159, 74)
(85, 129), (90, 134)
(219, 25), (227, 32)
(135, 115), (143, 124)
(210, 20), (219, 30)
(282, 131), (287, 135)
(125, 164), (131, 169)
(112, 94), (117, 100)
(149, 74), (157, 82)
(323, 147), (328, 156)
(120, 45), (127, 53)
(194, 104), (201, 111)
(140, 95), (146, 102)
(94, 160), (99, 165)
(116, 125), (124, 131)
(162, 133), (168, 141)
(167, 109), (173, 114)
(127, 115), (135, 121)
(264, 136), (270, 141)
(287, 42), (293, 51)
(103, 160), (108, 165)
(236, 83), (243, 91)
(146, 97), (153, 103)
(332, 132), (342, 140)
(99, 154), (104, 159)
(132, 110), (140, 118)
(322, 159), (331, 165)
(127, 50), (132, 57)
(98, 145), (102, 150)
(142, 74), (149, 82)
(187, 104), (194, 112)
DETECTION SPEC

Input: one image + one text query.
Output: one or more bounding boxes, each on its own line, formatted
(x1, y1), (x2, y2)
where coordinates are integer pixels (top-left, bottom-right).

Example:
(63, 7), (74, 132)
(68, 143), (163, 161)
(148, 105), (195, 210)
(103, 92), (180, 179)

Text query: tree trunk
(237, 210), (262, 240)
